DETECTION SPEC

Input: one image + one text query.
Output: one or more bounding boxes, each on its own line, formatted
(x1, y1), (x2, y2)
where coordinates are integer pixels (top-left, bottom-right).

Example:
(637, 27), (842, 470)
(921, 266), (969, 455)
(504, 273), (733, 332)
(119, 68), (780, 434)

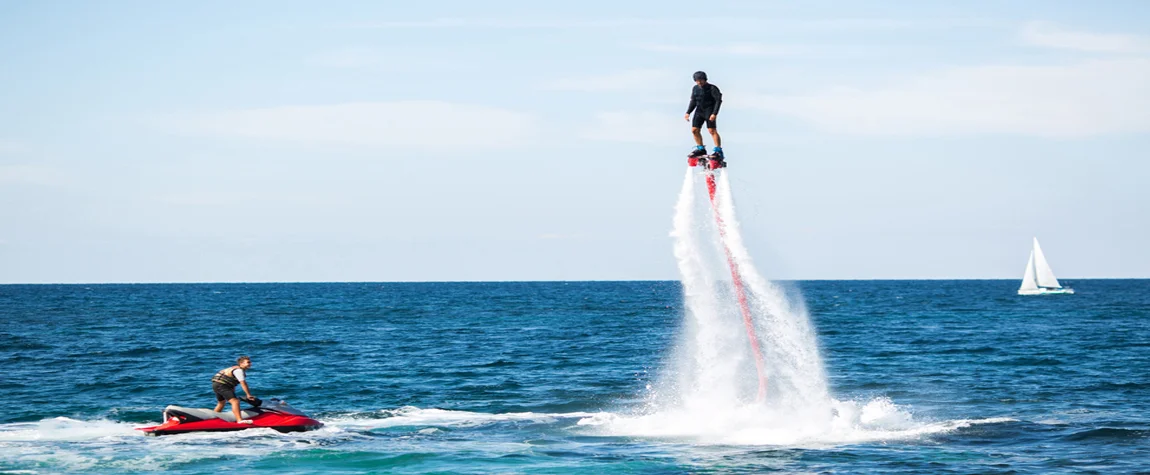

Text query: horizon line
(1, 277), (1144, 286)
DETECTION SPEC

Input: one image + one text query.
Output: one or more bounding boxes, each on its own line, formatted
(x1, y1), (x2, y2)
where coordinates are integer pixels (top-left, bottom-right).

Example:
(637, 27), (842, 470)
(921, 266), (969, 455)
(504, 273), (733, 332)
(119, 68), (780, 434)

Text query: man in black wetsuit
(684, 71), (724, 162)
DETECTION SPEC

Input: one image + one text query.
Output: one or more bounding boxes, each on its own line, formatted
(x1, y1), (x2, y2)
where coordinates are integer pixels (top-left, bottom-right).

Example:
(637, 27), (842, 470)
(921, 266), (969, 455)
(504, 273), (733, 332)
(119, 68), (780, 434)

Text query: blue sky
(1, 0), (1148, 283)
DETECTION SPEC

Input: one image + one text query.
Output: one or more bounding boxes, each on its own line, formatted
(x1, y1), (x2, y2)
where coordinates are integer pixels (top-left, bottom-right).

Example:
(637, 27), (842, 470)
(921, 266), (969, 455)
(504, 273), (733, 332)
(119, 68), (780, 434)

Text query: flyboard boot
(687, 146), (707, 167)
(707, 147), (727, 169)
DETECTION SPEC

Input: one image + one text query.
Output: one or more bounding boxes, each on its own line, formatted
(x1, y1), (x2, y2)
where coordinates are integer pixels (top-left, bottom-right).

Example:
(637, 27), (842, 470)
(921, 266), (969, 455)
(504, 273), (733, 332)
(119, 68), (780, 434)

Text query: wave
(472, 359), (518, 368)
(0, 417), (327, 472)
(0, 407), (604, 444)
(326, 406), (600, 430)
(577, 397), (1015, 446)
(0, 417), (140, 442)
(254, 339), (341, 348)
(1061, 427), (1150, 442)
(935, 346), (1000, 355)
(1082, 381), (1150, 391)
(0, 333), (52, 351)
(0, 404), (1019, 461)
(988, 357), (1064, 367)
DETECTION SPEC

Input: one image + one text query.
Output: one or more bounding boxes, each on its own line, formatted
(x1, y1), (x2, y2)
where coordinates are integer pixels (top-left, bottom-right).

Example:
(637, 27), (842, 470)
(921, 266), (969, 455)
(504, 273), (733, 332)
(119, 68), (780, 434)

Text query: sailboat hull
(1018, 287), (1075, 295)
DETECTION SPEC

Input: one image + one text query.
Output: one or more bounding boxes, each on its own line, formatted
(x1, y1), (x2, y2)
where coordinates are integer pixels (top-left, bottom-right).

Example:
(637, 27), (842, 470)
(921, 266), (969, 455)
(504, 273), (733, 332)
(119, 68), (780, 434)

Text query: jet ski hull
(138, 399), (322, 436)
(140, 414), (322, 436)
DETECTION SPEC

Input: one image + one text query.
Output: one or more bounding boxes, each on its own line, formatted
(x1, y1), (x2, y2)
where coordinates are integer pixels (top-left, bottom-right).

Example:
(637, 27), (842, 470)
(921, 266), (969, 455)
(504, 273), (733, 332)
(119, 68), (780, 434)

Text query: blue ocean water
(1, 280), (1148, 473)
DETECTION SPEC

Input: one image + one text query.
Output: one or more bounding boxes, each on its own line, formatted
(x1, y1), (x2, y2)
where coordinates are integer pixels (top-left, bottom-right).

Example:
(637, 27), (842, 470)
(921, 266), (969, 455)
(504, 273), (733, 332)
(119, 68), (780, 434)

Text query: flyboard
(688, 152), (768, 403)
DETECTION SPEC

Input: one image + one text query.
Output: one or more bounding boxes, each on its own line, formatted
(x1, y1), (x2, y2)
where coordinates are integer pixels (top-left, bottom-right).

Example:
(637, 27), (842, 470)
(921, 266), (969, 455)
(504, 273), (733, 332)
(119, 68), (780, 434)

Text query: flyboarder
(684, 70), (725, 168)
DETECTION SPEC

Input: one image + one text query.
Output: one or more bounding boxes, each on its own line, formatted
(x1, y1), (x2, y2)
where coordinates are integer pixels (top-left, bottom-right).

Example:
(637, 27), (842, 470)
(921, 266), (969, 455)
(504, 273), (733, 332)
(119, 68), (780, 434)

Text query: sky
(1, 0), (1148, 283)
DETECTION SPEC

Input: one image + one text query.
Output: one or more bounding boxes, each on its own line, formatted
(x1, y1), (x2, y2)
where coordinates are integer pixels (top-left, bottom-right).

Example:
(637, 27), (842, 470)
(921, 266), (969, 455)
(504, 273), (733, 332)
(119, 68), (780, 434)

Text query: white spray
(662, 168), (829, 413)
(708, 171), (830, 409)
(581, 167), (1006, 445)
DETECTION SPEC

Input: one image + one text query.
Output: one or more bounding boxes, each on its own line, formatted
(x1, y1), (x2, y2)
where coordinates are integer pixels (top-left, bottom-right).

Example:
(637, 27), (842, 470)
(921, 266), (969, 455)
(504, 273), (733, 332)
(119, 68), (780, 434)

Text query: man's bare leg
(709, 128), (722, 148)
(229, 398), (245, 423)
(214, 401), (225, 412)
(692, 127), (704, 146)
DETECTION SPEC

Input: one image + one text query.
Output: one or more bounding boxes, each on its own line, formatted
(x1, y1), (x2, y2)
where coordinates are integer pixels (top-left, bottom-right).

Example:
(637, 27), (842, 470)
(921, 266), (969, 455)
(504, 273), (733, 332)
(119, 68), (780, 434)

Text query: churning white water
(580, 167), (1005, 445)
(661, 167), (830, 412)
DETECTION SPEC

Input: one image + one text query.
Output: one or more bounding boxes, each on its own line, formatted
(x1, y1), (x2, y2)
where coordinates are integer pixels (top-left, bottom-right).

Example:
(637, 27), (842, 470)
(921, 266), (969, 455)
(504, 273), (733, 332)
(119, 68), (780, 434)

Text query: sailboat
(1018, 237), (1074, 295)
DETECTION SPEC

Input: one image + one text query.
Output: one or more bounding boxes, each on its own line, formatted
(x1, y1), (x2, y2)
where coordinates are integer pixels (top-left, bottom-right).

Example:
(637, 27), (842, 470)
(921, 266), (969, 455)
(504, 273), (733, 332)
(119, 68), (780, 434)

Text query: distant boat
(1018, 237), (1074, 295)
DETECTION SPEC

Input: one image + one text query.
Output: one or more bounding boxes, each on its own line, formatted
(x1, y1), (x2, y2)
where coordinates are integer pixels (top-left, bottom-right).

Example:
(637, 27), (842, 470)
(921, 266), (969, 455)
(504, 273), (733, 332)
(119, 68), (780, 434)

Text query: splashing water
(583, 167), (1001, 445)
(665, 168), (830, 411)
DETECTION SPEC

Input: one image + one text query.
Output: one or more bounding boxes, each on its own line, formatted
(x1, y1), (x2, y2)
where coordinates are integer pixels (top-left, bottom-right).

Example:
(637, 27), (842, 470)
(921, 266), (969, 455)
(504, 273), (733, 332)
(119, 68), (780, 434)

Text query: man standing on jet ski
(212, 356), (256, 424)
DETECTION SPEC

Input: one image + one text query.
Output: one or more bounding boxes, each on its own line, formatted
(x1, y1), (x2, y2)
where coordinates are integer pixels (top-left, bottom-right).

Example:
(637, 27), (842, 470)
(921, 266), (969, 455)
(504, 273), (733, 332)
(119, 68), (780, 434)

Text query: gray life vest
(211, 366), (241, 388)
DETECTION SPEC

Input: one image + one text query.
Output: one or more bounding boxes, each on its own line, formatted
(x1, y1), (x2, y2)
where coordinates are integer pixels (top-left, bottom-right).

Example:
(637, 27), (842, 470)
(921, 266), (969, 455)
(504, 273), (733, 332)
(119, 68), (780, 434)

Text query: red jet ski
(139, 397), (322, 436)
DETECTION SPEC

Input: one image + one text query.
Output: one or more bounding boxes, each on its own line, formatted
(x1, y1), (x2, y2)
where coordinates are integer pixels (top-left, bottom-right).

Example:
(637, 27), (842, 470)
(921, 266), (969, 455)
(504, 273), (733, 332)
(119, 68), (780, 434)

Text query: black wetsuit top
(686, 83), (722, 115)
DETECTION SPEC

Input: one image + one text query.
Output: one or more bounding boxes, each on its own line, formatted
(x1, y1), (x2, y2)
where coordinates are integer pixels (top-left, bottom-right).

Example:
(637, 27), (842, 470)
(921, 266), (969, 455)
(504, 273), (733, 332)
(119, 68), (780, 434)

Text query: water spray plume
(704, 173), (768, 403)
(583, 166), (1008, 445)
(668, 167), (829, 410)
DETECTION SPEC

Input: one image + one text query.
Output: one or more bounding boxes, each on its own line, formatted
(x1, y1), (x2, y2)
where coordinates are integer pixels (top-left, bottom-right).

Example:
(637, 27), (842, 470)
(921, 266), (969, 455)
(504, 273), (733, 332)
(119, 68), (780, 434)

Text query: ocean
(2, 279), (1148, 474)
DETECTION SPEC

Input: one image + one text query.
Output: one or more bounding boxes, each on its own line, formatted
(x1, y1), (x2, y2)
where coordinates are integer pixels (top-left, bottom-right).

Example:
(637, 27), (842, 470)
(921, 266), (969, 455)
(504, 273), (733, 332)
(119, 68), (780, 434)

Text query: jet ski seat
(162, 406), (261, 423)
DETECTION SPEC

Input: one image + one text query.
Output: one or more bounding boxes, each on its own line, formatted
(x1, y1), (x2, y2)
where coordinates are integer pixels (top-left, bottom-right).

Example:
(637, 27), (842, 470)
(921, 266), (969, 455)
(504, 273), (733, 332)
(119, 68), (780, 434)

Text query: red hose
(706, 173), (768, 403)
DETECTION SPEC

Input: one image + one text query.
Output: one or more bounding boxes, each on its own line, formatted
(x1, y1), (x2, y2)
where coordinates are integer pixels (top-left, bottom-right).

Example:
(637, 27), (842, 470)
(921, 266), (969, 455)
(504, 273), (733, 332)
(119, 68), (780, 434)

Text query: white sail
(1019, 250), (1038, 291)
(1032, 238), (1062, 288)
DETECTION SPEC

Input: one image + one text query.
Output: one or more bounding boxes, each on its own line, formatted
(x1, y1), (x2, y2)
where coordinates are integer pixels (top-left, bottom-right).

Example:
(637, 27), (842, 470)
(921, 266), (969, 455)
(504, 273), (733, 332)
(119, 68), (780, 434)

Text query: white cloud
(308, 48), (463, 71)
(786, 17), (996, 31)
(160, 190), (349, 207)
(0, 139), (30, 154)
(348, 17), (996, 32)
(638, 42), (800, 57)
(581, 111), (685, 144)
(309, 48), (393, 68)
(538, 233), (586, 240)
(749, 59), (1150, 137)
(0, 165), (75, 187)
(349, 17), (693, 29)
(542, 69), (671, 92)
(1021, 21), (1150, 53)
(163, 101), (534, 151)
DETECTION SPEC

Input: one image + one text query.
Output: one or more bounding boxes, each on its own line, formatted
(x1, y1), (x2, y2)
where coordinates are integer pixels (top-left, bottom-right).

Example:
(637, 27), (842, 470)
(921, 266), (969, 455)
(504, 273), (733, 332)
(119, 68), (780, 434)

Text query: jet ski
(139, 397), (322, 436)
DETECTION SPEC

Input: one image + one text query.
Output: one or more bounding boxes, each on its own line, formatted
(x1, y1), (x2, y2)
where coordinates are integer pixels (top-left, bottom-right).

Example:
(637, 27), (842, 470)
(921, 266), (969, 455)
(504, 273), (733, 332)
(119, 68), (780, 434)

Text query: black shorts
(213, 382), (238, 401)
(692, 110), (717, 129)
